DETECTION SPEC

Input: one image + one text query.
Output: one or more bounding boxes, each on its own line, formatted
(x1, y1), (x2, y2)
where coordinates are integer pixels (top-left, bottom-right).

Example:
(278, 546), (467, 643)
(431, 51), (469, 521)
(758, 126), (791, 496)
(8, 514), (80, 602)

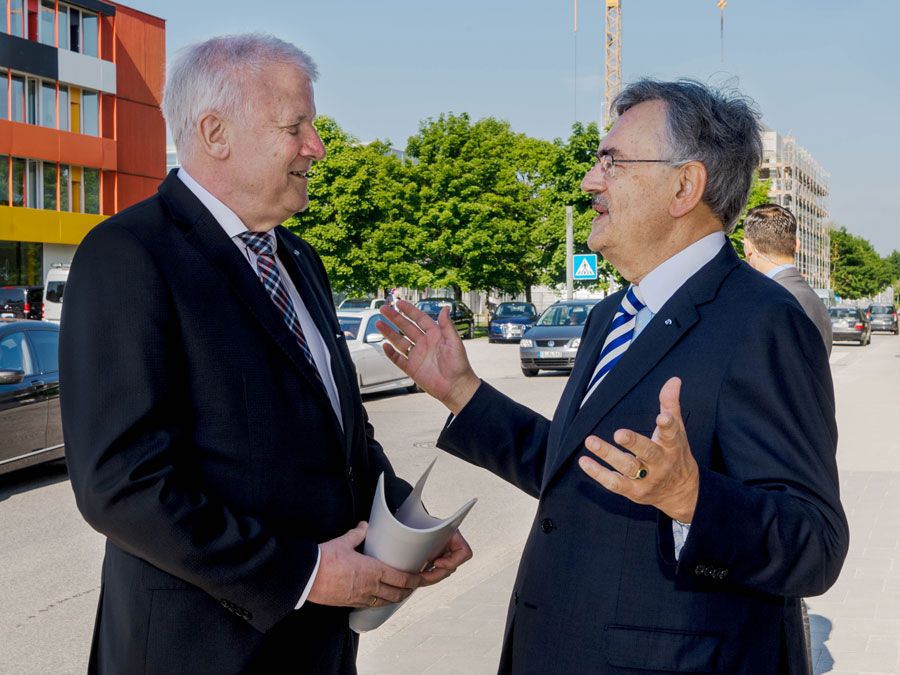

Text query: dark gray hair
(613, 79), (762, 234)
(162, 34), (318, 164)
(743, 203), (797, 257)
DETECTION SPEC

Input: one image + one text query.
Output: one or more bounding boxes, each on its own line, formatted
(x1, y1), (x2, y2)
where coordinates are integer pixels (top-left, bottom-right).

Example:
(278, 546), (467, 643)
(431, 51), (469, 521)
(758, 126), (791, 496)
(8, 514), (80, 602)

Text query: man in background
(744, 203), (832, 354)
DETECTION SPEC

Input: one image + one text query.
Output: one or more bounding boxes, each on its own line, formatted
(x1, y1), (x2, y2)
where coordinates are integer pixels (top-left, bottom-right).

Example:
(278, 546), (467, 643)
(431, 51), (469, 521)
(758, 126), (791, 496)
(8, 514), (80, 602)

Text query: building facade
(758, 123), (831, 291)
(0, 0), (164, 286)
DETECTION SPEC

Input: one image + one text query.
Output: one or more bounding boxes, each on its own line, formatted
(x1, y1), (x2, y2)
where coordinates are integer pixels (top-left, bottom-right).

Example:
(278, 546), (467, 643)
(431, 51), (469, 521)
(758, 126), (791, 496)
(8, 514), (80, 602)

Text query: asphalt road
(0, 332), (897, 674)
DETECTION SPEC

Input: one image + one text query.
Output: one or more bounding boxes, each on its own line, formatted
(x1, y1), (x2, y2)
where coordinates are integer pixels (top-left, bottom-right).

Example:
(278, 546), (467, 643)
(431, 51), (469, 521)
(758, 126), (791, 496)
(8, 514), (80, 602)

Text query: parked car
(415, 298), (475, 339)
(1, 286), (43, 321)
(829, 306), (871, 345)
(337, 310), (419, 395)
(43, 264), (70, 324)
(338, 297), (387, 311)
(0, 320), (64, 475)
(866, 303), (899, 334)
(488, 302), (538, 343)
(519, 300), (600, 376)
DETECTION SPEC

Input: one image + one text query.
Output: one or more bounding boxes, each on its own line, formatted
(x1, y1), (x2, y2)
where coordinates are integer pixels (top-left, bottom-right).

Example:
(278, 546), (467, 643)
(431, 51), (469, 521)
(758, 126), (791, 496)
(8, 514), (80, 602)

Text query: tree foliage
(729, 176), (772, 257)
(830, 226), (893, 300)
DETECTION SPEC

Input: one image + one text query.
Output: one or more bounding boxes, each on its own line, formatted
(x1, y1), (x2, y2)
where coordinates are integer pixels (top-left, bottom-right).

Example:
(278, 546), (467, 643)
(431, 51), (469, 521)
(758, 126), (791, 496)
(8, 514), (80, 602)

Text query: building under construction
(758, 124), (831, 292)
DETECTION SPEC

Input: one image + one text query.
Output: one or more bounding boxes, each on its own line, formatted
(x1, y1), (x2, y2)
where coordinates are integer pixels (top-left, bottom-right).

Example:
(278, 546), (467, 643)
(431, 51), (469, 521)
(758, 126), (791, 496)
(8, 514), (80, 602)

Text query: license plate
(538, 350), (562, 358)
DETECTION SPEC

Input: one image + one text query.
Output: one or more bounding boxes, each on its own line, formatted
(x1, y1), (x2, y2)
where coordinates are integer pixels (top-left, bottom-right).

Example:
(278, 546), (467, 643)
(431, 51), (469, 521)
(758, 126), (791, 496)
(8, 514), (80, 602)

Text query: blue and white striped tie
(582, 285), (646, 404)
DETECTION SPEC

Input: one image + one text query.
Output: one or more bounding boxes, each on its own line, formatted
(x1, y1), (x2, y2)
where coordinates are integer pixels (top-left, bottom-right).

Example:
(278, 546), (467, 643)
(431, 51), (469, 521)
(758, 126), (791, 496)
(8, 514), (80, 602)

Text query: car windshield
(338, 316), (362, 339)
(537, 304), (592, 327)
(341, 299), (371, 309)
(1, 289), (25, 305)
(829, 308), (857, 320)
(418, 301), (452, 314)
(869, 306), (892, 315)
(496, 303), (534, 317)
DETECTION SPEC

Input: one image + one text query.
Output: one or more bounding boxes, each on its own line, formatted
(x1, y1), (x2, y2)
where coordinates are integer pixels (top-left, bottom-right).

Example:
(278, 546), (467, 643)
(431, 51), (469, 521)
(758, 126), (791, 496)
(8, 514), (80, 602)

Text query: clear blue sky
(135, 0), (898, 255)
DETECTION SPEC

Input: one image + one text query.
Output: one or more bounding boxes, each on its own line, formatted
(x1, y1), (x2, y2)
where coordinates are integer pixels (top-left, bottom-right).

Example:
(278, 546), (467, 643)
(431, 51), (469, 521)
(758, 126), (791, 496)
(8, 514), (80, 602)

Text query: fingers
(655, 377), (683, 444)
(342, 521), (368, 548)
(418, 530), (473, 586)
(379, 301), (432, 336)
(583, 434), (646, 482)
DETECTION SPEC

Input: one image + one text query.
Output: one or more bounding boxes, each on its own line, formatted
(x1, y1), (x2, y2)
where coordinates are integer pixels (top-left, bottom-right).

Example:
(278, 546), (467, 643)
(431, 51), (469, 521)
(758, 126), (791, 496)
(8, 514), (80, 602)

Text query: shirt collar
(177, 168), (270, 244)
(765, 263), (795, 279)
(635, 231), (726, 313)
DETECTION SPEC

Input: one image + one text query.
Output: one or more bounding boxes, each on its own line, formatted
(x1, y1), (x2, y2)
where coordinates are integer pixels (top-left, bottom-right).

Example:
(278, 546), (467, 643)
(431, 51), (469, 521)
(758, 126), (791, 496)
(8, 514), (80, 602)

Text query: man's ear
(669, 161), (707, 218)
(197, 112), (230, 160)
(794, 237), (800, 255)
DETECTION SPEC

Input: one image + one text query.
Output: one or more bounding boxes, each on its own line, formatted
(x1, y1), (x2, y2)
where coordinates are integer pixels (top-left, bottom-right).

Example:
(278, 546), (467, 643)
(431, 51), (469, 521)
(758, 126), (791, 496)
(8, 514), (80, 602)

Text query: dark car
(488, 302), (538, 343)
(415, 298), (475, 339)
(0, 320), (63, 475)
(866, 303), (899, 335)
(1, 286), (43, 321)
(519, 299), (600, 376)
(829, 307), (871, 345)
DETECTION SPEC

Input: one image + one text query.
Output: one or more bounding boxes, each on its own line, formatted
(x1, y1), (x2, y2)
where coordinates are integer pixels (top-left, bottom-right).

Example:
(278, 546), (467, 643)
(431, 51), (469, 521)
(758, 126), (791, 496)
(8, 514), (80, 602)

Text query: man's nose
(303, 131), (327, 161)
(581, 163), (606, 193)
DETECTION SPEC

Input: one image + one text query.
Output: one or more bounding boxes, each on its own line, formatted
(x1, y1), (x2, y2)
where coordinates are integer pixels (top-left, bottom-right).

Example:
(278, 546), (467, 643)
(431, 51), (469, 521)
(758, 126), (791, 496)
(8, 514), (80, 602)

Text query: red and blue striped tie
(239, 231), (325, 389)
(582, 285), (646, 404)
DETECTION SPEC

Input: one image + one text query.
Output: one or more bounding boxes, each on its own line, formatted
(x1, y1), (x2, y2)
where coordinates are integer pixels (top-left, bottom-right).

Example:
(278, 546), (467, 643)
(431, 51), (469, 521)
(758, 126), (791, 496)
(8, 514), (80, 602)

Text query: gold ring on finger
(629, 463), (648, 480)
(369, 596), (378, 607)
(405, 342), (413, 356)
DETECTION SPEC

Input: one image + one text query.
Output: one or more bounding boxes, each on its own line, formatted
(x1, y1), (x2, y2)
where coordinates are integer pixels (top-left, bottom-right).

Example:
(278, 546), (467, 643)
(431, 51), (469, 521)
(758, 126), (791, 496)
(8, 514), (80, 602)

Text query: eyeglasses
(594, 153), (674, 179)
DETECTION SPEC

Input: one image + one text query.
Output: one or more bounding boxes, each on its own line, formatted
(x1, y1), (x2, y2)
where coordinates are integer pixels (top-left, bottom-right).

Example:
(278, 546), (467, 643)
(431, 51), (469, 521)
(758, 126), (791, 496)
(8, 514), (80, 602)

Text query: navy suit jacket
(439, 243), (848, 675)
(60, 171), (409, 674)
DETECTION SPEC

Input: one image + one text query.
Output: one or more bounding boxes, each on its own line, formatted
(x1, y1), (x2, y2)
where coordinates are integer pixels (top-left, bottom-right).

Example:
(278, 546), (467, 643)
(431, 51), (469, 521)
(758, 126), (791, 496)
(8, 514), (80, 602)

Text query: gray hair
(612, 79), (762, 234)
(162, 34), (318, 163)
(743, 203), (797, 257)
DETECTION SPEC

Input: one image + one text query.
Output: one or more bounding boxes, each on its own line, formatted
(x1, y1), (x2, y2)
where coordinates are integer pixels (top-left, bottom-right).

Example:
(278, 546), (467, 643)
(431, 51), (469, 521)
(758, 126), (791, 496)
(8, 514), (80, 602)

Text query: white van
(43, 264), (70, 324)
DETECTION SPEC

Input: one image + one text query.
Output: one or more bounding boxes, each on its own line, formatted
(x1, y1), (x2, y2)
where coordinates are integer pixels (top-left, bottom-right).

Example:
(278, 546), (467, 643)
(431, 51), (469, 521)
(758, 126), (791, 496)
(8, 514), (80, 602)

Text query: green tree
(728, 175), (772, 257)
(830, 226), (892, 300)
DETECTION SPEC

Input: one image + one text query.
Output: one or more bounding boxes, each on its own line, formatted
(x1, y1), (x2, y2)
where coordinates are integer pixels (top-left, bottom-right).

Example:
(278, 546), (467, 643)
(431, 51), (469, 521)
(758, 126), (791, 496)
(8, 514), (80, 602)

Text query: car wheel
(521, 366), (539, 377)
(464, 322), (474, 340)
(859, 335), (867, 346)
(488, 338), (496, 344)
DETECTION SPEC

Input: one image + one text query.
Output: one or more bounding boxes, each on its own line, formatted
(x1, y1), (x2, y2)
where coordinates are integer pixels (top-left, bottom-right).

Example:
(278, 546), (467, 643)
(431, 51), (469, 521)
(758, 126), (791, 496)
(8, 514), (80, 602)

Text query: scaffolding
(758, 125), (831, 291)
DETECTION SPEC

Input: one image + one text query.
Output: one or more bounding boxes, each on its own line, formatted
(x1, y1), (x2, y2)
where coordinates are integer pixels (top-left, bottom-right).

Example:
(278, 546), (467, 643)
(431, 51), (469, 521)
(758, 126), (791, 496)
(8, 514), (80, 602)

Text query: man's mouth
(592, 198), (609, 217)
(290, 170), (314, 178)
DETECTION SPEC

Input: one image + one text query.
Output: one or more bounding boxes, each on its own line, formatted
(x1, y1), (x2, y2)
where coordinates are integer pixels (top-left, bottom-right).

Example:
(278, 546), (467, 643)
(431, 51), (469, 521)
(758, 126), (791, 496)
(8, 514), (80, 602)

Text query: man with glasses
(378, 79), (847, 674)
(744, 203), (832, 354)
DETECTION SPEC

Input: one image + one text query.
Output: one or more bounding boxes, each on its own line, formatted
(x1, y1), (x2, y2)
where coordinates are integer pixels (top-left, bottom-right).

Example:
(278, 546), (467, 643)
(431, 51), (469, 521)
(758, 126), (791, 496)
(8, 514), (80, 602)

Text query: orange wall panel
(111, 3), (166, 108)
(116, 172), (160, 211)
(102, 170), (116, 215)
(115, 98), (165, 180)
(0, 121), (117, 171)
(101, 15), (115, 62)
(101, 94), (115, 140)
(6, 122), (58, 163)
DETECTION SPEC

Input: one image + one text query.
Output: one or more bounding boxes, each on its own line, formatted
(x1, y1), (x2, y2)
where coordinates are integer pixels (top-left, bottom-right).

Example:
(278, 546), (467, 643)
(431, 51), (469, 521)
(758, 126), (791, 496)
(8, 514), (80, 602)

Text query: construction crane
(602, 0), (622, 130)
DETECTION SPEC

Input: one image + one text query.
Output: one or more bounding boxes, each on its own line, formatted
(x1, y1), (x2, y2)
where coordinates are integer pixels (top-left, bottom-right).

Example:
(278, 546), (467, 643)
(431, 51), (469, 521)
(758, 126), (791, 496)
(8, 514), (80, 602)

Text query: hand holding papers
(349, 459), (476, 632)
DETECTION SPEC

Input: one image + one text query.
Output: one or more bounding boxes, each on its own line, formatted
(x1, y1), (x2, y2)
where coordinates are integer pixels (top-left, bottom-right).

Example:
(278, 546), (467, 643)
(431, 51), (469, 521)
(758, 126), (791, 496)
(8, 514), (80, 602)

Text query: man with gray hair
(744, 203), (833, 354)
(60, 34), (469, 674)
(378, 79), (847, 674)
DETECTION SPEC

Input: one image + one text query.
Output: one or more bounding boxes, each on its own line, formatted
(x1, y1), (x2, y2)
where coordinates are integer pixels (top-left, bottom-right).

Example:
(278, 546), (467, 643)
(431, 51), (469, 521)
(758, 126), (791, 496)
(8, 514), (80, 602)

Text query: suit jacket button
(718, 570), (728, 580)
(540, 518), (554, 533)
(695, 565), (707, 576)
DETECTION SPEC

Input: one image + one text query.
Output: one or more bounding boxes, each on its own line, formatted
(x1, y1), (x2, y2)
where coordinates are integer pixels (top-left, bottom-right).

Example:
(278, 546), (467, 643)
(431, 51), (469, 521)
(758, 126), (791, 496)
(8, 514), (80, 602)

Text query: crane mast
(603, 0), (622, 129)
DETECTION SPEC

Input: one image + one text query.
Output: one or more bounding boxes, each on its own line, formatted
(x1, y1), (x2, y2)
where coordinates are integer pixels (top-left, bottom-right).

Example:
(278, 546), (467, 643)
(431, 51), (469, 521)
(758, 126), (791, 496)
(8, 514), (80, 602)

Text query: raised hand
(577, 377), (700, 523)
(376, 300), (481, 415)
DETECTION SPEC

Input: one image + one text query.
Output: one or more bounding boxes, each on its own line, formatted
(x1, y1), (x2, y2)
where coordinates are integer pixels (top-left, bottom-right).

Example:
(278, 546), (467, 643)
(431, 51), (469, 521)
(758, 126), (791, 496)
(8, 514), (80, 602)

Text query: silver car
(337, 309), (419, 395)
(519, 300), (599, 377)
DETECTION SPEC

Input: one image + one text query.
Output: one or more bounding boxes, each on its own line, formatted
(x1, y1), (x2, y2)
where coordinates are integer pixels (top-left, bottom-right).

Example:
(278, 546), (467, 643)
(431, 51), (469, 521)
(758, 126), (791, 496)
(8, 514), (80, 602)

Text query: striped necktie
(582, 285), (646, 404)
(239, 231), (324, 389)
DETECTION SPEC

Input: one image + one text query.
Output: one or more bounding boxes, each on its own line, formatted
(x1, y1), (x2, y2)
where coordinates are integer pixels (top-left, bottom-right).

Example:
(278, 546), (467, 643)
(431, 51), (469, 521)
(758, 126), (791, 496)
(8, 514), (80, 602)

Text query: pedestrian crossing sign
(573, 254), (598, 280)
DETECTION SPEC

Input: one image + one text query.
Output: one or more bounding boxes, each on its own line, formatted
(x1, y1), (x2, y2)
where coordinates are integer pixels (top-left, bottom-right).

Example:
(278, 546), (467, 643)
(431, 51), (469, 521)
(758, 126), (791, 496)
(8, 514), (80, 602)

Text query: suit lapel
(158, 174), (335, 413)
(542, 243), (742, 489)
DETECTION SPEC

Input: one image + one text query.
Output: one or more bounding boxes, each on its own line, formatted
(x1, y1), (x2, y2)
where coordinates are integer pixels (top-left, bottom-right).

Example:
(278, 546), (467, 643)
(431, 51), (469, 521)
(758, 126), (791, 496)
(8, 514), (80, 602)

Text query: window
(0, 73), (7, 121)
(82, 12), (98, 57)
(0, 155), (8, 206)
(59, 165), (70, 211)
(39, 0), (55, 46)
(10, 76), (25, 123)
(58, 86), (69, 131)
(69, 6), (80, 53)
(82, 90), (98, 136)
(28, 330), (59, 374)
(9, 0), (25, 39)
(26, 79), (38, 125)
(26, 160), (38, 208)
(43, 163), (57, 210)
(83, 168), (100, 214)
(0, 332), (34, 374)
(56, 4), (69, 50)
(11, 158), (24, 207)
(40, 81), (56, 128)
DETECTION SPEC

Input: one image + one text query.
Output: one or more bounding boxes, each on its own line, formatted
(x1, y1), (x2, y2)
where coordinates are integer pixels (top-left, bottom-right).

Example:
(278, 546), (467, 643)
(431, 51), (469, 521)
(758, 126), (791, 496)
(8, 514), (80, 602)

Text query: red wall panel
(116, 172), (160, 211)
(115, 98), (165, 179)
(111, 3), (166, 108)
(102, 170), (116, 214)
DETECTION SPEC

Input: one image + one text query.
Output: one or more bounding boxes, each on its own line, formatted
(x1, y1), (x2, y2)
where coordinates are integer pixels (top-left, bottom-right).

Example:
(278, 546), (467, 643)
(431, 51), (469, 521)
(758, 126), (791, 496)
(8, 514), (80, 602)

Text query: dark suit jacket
(60, 171), (409, 675)
(772, 266), (833, 355)
(438, 244), (848, 675)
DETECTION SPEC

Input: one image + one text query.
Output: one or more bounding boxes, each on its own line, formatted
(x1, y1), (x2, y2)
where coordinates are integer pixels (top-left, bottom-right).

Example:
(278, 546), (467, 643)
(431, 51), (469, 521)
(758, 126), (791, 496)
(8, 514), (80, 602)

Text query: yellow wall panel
(0, 206), (106, 245)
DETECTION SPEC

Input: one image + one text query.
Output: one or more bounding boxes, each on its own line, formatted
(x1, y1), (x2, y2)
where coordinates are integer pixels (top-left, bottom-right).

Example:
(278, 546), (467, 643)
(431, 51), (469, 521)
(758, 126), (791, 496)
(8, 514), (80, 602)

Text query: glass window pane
(57, 6), (68, 50)
(58, 86), (69, 131)
(69, 8), (80, 54)
(11, 77), (25, 122)
(27, 160), (38, 208)
(10, 0), (25, 38)
(82, 90), (98, 136)
(40, 1), (55, 46)
(59, 165), (70, 211)
(41, 82), (56, 128)
(0, 74), (7, 121)
(0, 155), (8, 207)
(43, 163), (57, 210)
(82, 12), (98, 57)
(26, 79), (37, 125)
(11, 158), (24, 207)
(83, 168), (100, 214)
(28, 330), (59, 374)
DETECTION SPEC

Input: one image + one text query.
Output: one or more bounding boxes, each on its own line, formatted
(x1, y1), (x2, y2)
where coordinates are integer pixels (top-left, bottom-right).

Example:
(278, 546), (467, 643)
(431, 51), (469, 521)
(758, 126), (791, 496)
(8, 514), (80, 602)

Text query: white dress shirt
(177, 168), (327, 609)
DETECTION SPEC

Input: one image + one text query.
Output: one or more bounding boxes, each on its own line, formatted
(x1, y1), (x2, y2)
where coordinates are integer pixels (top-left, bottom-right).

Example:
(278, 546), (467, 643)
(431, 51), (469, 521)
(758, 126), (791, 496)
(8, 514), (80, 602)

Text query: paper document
(349, 459), (477, 632)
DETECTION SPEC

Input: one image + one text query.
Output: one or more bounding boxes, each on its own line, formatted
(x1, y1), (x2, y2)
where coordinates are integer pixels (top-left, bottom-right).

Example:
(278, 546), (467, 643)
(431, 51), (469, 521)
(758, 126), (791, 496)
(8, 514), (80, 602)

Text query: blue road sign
(573, 254), (598, 280)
